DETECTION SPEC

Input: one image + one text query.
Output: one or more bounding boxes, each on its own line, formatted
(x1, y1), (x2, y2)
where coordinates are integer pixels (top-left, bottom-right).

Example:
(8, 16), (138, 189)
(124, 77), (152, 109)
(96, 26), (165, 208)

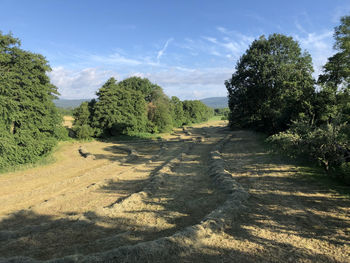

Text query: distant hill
(200, 97), (228, 108)
(53, 99), (91, 108)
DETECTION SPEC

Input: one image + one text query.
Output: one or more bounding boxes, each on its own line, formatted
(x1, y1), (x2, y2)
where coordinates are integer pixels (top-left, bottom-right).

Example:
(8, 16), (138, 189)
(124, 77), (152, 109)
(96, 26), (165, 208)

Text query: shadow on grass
(2, 127), (347, 262)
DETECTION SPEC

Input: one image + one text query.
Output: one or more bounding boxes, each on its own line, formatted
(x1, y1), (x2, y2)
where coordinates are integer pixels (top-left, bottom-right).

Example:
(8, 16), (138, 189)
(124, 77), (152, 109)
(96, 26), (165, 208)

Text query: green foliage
(90, 77), (148, 137)
(72, 102), (94, 139)
(0, 32), (63, 169)
(170, 96), (185, 127)
(74, 124), (94, 140)
(225, 34), (315, 134)
(182, 100), (214, 124)
(117, 76), (162, 102)
(214, 108), (229, 116)
(73, 102), (91, 127)
(267, 17), (350, 178)
(147, 99), (173, 133)
(268, 119), (349, 175)
(71, 77), (215, 139)
(57, 107), (74, 116)
(214, 108), (230, 120)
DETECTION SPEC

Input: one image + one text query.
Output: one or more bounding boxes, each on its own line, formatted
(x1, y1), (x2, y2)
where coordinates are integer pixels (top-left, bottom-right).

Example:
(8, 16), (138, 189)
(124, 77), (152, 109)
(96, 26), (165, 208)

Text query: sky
(1, 0), (350, 100)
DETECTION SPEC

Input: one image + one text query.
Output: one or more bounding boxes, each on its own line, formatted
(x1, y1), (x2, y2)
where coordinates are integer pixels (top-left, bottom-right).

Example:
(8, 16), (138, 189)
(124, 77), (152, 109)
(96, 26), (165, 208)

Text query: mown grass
(256, 130), (350, 198)
(297, 166), (350, 197)
(105, 132), (162, 142)
(209, 115), (226, 121)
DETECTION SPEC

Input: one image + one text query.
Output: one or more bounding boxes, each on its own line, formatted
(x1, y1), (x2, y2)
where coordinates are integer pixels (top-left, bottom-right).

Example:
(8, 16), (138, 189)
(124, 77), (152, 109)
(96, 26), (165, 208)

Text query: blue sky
(1, 0), (350, 99)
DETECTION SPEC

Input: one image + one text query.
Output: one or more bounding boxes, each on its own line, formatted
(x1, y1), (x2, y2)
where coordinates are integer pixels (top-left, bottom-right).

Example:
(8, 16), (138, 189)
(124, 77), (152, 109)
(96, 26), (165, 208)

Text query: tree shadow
(218, 130), (350, 262)
(1, 128), (348, 262)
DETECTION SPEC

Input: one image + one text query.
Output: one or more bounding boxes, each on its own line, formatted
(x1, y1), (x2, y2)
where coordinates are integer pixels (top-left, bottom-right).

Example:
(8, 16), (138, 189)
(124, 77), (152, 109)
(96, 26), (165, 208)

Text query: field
(0, 120), (349, 262)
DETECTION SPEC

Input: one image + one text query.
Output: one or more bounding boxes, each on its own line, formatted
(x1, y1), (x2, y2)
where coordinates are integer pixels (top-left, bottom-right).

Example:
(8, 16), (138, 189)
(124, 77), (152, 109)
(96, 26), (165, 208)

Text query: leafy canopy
(225, 34), (315, 134)
(0, 32), (64, 169)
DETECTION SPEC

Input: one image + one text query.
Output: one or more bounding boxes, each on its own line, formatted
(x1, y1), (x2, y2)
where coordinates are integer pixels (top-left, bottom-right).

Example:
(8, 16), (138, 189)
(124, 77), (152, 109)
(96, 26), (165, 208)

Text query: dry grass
(0, 124), (349, 262)
(62, 115), (74, 128)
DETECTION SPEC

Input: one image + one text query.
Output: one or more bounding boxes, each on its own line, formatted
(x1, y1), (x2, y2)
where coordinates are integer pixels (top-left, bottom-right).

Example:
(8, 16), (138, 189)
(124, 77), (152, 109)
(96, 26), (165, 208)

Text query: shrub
(73, 125), (94, 140)
(268, 120), (350, 175)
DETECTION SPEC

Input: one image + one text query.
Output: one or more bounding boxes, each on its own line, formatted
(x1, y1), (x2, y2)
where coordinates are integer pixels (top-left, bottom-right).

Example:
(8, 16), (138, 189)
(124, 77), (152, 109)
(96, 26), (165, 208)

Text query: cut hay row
(34, 135), (247, 263)
(203, 135), (249, 226)
(102, 142), (194, 214)
(0, 124), (233, 262)
(0, 143), (173, 243)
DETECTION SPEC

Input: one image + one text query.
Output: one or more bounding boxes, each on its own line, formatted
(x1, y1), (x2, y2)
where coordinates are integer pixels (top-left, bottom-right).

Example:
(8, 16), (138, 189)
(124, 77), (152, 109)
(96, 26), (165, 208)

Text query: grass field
(0, 120), (349, 262)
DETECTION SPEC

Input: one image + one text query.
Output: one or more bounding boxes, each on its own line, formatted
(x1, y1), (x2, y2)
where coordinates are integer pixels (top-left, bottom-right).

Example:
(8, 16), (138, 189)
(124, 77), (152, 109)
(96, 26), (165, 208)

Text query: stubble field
(0, 120), (349, 262)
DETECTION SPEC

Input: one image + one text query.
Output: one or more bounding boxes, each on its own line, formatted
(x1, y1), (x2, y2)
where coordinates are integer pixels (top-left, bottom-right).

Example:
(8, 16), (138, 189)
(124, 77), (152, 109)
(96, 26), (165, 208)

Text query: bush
(268, 119), (350, 175)
(73, 124), (94, 140)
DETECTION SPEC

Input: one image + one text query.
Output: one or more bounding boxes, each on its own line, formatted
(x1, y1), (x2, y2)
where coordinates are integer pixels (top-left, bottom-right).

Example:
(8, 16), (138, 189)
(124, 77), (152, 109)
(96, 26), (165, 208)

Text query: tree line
(226, 16), (350, 180)
(72, 77), (213, 139)
(0, 31), (213, 169)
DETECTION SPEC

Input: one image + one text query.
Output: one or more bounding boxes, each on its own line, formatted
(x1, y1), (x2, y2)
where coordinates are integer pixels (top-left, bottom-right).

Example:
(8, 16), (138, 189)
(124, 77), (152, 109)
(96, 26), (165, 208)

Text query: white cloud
(89, 53), (143, 66)
(295, 30), (334, 77)
(157, 38), (173, 62)
(217, 26), (229, 34)
(332, 4), (350, 23)
(130, 67), (232, 100)
(47, 22), (336, 101)
(48, 65), (233, 100)
(48, 67), (119, 99)
(202, 36), (218, 44)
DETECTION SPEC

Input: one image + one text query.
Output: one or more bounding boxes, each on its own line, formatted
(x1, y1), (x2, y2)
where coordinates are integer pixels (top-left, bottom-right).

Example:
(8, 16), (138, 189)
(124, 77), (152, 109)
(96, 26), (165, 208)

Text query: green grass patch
(101, 132), (161, 142)
(0, 142), (69, 174)
(209, 115), (225, 121)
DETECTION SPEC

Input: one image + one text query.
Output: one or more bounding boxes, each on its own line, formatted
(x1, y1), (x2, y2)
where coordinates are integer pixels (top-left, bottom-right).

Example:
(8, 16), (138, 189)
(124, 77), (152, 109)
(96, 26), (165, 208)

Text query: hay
(1, 134), (249, 263)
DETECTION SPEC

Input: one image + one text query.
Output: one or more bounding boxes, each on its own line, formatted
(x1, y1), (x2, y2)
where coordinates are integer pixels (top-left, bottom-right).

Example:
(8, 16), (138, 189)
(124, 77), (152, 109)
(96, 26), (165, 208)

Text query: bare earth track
(0, 121), (349, 262)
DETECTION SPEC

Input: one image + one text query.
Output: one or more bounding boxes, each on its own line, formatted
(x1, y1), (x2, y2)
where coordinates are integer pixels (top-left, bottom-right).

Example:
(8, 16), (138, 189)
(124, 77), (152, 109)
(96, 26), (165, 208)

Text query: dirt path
(0, 126), (349, 262)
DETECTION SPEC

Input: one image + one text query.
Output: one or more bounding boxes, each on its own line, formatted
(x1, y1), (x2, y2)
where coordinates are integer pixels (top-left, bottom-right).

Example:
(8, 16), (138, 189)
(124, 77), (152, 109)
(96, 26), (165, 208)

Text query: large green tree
(90, 77), (147, 136)
(317, 16), (350, 127)
(182, 100), (213, 124)
(170, 96), (185, 127)
(118, 76), (162, 102)
(268, 18), (350, 176)
(225, 34), (315, 134)
(0, 32), (63, 168)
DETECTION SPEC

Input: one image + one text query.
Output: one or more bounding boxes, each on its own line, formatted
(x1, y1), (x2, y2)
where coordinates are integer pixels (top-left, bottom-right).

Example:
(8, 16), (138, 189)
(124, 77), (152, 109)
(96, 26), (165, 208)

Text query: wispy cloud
(131, 67), (231, 99)
(157, 38), (173, 62)
(48, 21), (336, 100)
(89, 53), (143, 66)
(332, 4), (350, 23)
(294, 30), (333, 77)
(202, 36), (218, 44)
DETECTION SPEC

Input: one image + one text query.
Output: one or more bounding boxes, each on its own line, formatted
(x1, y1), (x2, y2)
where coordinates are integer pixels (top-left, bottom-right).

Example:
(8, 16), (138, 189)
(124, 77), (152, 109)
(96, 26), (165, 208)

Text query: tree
(117, 77), (176, 133)
(147, 97), (173, 133)
(117, 76), (162, 102)
(268, 18), (350, 178)
(0, 32), (63, 168)
(72, 102), (94, 139)
(182, 100), (213, 124)
(225, 34), (315, 134)
(317, 16), (350, 127)
(170, 96), (185, 127)
(90, 77), (148, 136)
